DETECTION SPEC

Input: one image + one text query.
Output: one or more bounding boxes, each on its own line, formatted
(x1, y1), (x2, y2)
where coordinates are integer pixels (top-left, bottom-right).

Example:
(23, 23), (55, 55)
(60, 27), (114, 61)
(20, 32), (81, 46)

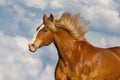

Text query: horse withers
(28, 12), (120, 80)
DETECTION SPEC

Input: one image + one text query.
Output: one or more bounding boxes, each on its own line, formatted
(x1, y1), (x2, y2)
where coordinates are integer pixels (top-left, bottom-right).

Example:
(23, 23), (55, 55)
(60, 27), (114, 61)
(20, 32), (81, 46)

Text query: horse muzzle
(28, 44), (37, 52)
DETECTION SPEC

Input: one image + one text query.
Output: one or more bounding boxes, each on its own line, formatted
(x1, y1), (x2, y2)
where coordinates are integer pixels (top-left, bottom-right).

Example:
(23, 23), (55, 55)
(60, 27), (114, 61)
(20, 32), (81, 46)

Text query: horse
(28, 12), (120, 80)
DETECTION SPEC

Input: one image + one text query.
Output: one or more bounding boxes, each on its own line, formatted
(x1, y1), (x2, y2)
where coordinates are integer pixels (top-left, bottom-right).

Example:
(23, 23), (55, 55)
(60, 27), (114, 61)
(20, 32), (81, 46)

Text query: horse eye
(44, 29), (47, 32)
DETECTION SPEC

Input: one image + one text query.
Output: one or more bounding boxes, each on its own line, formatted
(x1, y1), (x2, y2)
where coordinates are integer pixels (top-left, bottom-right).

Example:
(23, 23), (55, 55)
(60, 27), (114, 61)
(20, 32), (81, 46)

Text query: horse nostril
(30, 44), (37, 49)
(31, 44), (35, 47)
(28, 44), (37, 52)
(28, 44), (35, 49)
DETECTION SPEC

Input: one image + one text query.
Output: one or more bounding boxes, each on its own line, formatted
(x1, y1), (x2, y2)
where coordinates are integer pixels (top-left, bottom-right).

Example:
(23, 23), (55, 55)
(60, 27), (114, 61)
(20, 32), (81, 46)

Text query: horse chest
(58, 60), (92, 80)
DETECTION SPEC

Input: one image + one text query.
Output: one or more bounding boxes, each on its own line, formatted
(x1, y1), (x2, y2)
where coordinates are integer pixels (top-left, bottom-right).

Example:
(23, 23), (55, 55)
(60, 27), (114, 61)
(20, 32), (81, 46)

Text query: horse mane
(47, 12), (88, 41)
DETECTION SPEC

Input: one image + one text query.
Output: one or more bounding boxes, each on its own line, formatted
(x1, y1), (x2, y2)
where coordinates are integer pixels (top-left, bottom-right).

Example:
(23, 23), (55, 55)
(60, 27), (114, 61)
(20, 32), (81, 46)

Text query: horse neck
(53, 28), (94, 63)
(54, 28), (76, 61)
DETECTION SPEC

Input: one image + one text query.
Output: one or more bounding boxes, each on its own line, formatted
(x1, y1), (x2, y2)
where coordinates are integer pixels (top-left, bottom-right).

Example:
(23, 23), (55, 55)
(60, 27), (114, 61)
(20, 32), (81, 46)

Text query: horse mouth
(28, 44), (37, 52)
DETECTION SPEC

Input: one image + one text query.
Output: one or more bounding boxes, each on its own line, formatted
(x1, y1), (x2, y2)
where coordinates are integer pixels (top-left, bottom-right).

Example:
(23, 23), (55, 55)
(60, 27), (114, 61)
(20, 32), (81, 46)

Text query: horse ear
(49, 14), (54, 22)
(43, 14), (47, 23)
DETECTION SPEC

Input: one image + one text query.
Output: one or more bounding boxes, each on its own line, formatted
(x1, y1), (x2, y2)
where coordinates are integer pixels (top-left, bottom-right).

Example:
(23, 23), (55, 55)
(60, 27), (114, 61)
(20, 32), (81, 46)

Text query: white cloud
(78, 0), (120, 35)
(50, 0), (63, 9)
(86, 31), (120, 48)
(14, 36), (29, 52)
(22, 0), (47, 10)
(40, 65), (54, 80)
(99, 0), (111, 5)
(94, 37), (107, 47)
(13, 4), (33, 25)
(0, 32), (56, 80)
(86, 31), (107, 48)
(109, 37), (120, 47)
(0, 0), (4, 5)
(0, 0), (15, 6)
(3, 4), (41, 36)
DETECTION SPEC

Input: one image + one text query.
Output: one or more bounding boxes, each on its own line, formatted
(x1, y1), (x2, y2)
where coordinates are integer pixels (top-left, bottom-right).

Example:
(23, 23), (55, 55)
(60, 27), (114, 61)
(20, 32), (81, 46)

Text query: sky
(0, 0), (120, 80)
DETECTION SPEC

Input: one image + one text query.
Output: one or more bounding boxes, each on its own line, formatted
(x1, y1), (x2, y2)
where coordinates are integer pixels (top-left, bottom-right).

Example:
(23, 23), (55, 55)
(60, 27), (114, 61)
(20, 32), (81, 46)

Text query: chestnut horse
(28, 12), (120, 80)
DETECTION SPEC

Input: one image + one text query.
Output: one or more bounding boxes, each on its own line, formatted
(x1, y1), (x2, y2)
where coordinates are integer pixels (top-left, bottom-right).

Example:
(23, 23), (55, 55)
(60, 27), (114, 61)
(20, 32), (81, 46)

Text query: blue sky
(0, 0), (120, 80)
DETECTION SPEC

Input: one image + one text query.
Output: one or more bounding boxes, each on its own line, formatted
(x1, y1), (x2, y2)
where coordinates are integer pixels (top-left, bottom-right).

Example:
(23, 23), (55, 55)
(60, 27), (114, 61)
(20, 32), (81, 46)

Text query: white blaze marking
(31, 24), (45, 44)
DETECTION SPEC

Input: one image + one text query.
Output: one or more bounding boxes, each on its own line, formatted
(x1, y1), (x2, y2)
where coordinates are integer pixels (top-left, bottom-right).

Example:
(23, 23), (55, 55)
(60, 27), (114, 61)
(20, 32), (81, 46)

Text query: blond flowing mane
(47, 12), (88, 41)
(56, 12), (88, 40)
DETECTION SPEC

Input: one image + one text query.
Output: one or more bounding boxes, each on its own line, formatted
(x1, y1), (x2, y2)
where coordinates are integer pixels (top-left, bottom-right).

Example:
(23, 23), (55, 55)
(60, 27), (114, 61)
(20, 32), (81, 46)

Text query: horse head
(29, 14), (56, 52)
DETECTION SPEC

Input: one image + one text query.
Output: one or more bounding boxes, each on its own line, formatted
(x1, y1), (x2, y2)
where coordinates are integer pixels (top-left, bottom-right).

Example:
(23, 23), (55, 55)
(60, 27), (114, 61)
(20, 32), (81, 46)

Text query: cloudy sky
(0, 0), (120, 80)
